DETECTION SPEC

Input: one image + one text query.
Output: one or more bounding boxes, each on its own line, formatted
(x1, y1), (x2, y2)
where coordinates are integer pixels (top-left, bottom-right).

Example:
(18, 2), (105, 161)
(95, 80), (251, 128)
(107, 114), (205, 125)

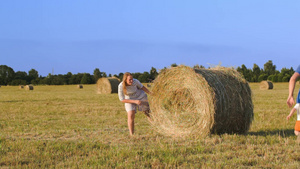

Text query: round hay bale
(97, 77), (120, 94)
(259, 80), (273, 90)
(77, 84), (83, 89)
(19, 85), (24, 89)
(149, 66), (253, 138)
(25, 85), (34, 90)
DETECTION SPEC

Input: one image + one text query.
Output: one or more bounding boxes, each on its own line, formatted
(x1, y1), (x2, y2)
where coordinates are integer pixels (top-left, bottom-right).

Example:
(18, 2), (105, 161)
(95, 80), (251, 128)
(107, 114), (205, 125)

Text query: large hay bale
(149, 66), (253, 138)
(77, 84), (83, 89)
(260, 81), (273, 90)
(25, 85), (34, 90)
(97, 77), (120, 94)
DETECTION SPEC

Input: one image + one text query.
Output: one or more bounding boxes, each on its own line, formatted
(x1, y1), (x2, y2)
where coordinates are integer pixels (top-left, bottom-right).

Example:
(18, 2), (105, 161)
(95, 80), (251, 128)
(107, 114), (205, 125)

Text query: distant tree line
(165, 60), (295, 83)
(0, 65), (159, 86)
(0, 60), (296, 86)
(235, 60), (295, 82)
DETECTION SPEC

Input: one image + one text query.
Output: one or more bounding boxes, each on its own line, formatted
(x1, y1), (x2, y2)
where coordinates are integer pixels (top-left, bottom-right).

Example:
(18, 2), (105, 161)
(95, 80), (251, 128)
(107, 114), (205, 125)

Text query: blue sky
(1, 0), (299, 76)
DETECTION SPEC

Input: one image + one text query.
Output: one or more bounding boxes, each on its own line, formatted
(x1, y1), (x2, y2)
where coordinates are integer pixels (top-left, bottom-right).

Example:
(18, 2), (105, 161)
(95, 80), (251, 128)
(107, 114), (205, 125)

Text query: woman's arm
(141, 86), (152, 95)
(121, 99), (142, 105)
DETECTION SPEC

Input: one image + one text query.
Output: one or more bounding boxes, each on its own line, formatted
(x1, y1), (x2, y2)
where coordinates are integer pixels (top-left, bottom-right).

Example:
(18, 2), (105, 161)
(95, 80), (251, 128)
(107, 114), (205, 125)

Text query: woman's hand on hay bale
(142, 86), (152, 95)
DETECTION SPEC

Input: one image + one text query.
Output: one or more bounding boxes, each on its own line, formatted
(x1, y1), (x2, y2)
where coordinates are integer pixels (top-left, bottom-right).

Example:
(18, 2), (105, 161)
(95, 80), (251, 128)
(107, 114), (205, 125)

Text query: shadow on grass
(248, 129), (295, 138)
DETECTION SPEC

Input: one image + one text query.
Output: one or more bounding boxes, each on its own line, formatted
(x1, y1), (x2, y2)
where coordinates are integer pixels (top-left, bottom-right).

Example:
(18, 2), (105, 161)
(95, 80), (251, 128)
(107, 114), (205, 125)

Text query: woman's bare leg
(127, 110), (135, 136)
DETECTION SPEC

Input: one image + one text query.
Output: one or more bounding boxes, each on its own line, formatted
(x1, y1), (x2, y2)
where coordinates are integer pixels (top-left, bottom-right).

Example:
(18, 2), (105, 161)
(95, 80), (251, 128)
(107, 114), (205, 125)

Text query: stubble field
(0, 83), (299, 168)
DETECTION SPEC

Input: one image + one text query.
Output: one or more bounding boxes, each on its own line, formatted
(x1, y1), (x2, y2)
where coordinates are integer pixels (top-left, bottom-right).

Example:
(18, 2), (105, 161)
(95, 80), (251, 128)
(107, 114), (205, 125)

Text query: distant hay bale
(97, 77), (120, 94)
(260, 81), (273, 90)
(19, 85), (24, 89)
(77, 84), (83, 89)
(147, 83), (152, 88)
(149, 66), (253, 138)
(25, 85), (34, 90)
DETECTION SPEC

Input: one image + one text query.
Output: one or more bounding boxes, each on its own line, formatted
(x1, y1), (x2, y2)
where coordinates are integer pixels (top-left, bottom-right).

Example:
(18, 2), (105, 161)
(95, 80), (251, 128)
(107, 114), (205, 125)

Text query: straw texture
(25, 85), (34, 90)
(97, 77), (120, 94)
(148, 66), (253, 138)
(259, 81), (273, 90)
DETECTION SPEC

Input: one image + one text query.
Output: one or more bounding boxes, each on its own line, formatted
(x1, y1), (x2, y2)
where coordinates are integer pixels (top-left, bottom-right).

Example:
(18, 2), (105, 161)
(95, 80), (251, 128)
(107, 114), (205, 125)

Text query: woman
(118, 72), (151, 136)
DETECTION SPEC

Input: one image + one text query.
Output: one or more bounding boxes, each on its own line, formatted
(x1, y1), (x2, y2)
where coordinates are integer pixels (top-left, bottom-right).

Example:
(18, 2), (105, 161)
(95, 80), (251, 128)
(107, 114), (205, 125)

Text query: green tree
(66, 72), (72, 78)
(28, 69), (39, 79)
(138, 72), (150, 83)
(258, 74), (268, 82)
(132, 72), (141, 79)
(39, 77), (51, 85)
(118, 73), (124, 81)
(0, 65), (15, 85)
(80, 73), (93, 84)
(93, 68), (102, 81)
(28, 69), (39, 84)
(149, 67), (158, 82)
(237, 64), (251, 82)
(10, 79), (27, 85)
(282, 75), (291, 82)
(31, 78), (40, 85)
(272, 74), (279, 82)
(267, 75), (274, 81)
(252, 64), (261, 82)
(278, 67), (293, 82)
(69, 73), (84, 84)
(15, 71), (28, 81)
(263, 60), (276, 76)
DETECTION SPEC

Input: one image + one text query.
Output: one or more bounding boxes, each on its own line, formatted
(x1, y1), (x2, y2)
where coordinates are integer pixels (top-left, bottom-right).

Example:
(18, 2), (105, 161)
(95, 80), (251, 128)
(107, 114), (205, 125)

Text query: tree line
(0, 65), (159, 86)
(0, 60), (296, 86)
(235, 60), (295, 82)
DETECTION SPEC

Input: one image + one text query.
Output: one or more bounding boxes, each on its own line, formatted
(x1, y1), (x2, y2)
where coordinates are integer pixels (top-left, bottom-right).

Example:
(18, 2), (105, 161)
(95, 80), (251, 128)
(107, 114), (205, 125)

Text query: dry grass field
(0, 83), (299, 168)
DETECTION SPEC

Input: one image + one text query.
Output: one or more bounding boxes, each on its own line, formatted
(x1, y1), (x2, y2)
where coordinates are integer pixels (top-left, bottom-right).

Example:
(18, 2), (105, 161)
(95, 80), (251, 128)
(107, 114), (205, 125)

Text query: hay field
(0, 83), (299, 168)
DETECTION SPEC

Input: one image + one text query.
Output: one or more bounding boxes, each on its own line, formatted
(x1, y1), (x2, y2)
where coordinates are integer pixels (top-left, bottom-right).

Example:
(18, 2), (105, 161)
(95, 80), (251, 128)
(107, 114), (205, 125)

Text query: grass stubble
(0, 83), (299, 168)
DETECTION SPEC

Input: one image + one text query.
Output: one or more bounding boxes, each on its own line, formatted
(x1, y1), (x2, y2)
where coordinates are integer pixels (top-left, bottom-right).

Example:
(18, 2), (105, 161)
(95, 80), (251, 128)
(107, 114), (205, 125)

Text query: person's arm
(134, 78), (152, 95)
(287, 108), (296, 120)
(121, 99), (142, 105)
(287, 72), (300, 107)
(118, 83), (142, 105)
(141, 86), (152, 95)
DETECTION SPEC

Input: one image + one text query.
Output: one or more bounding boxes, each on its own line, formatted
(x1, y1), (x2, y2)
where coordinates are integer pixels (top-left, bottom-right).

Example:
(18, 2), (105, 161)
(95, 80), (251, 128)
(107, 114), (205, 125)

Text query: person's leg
(295, 130), (299, 136)
(127, 110), (135, 136)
